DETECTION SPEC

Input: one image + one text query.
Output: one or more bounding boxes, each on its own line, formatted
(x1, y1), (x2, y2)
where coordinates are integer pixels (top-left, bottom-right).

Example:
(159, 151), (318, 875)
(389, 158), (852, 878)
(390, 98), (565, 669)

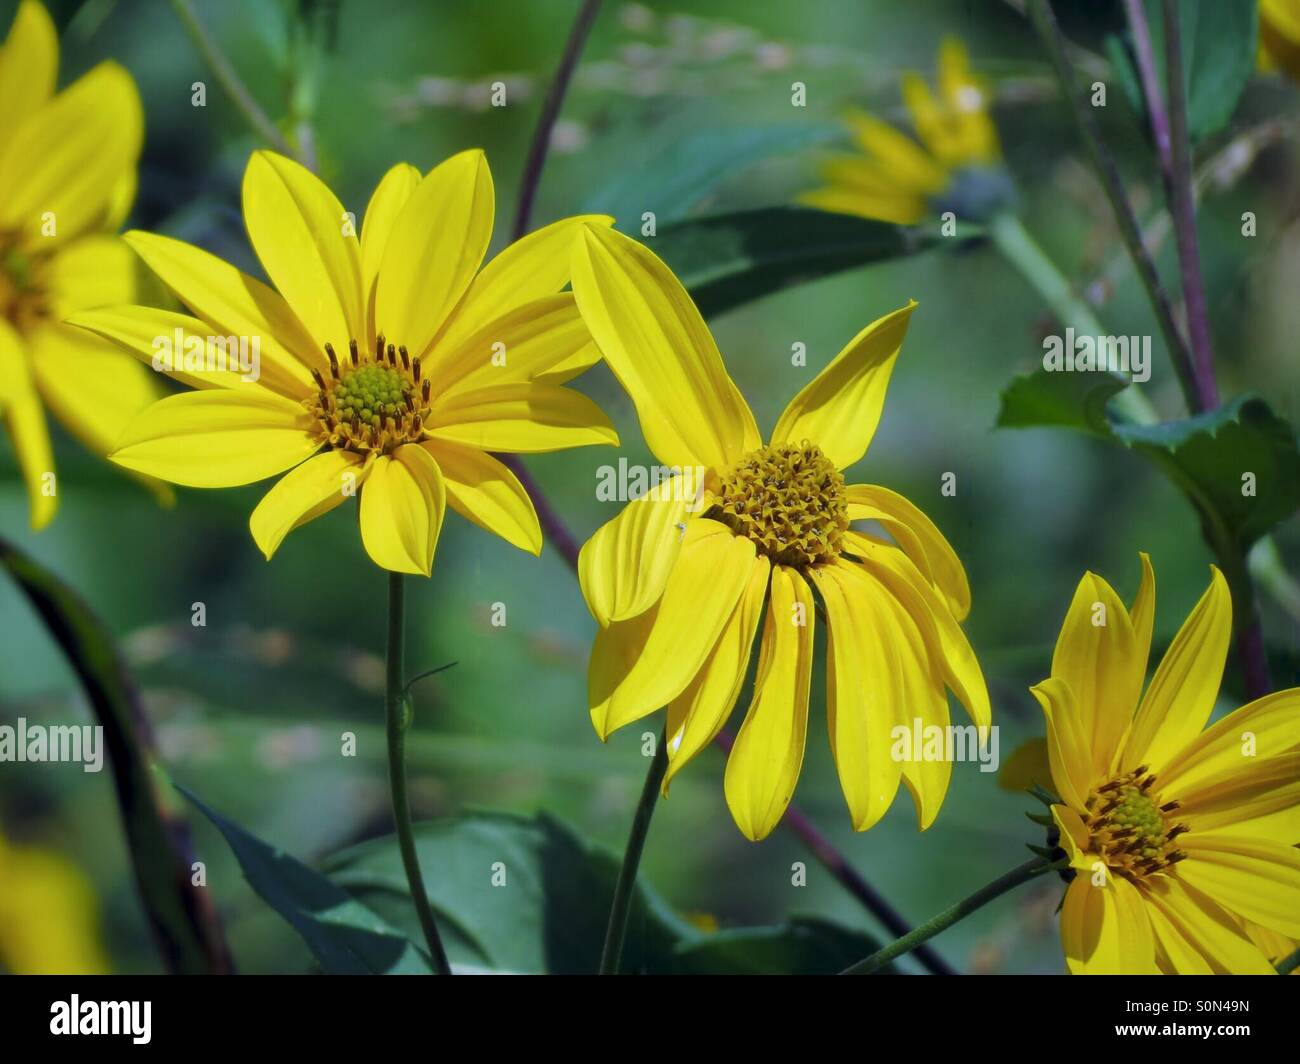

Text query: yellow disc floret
(309, 335), (431, 456)
(1082, 767), (1188, 880)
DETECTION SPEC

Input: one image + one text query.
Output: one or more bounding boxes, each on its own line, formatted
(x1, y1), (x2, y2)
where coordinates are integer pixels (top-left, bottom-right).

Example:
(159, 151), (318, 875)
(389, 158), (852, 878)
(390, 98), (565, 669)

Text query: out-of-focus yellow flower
(1259, 0), (1300, 82)
(801, 37), (1005, 225)
(73, 151), (619, 575)
(0, 0), (159, 529)
(1032, 556), (1300, 974)
(572, 224), (988, 842)
(0, 830), (109, 974)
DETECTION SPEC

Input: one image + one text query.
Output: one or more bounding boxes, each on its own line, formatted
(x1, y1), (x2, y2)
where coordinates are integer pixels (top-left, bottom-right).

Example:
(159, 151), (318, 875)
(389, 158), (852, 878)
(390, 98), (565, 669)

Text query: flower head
(1033, 556), (1300, 973)
(1260, 0), (1300, 82)
(801, 37), (1009, 225)
(72, 150), (618, 574)
(0, 0), (158, 529)
(572, 223), (989, 841)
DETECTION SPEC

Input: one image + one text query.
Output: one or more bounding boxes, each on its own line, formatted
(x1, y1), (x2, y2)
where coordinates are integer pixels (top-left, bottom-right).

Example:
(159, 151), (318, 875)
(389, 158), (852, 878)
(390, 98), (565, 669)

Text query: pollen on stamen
(308, 335), (430, 456)
(1081, 768), (1190, 881)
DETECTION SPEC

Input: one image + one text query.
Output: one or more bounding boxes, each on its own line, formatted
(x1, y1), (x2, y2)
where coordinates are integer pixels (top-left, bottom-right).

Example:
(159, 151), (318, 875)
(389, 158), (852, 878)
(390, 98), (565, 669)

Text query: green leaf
(584, 123), (840, 227)
(669, 916), (893, 975)
(653, 206), (980, 319)
(996, 372), (1300, 552)
(323, 810), (701, 974)
(179, 784), (433, 974)
(0, 538), (229, 974)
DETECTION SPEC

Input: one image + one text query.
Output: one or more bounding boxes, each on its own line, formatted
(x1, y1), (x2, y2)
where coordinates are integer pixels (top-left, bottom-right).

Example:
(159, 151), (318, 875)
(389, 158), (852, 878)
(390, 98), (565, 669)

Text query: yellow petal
(663, 553), (770, 790)
(1144, 877), (1274, 974)
(1129, 552), (1156, 679)
(0, 62), (141, 247)
(843, 109), (948, 193)
(807, 562), (903, 832)
(360, 162), (422, 317)
(66, 306), (302, 398)
(427, 381), (618, 453)
(570, 223), (758, 469)
(110, 389), (319, 488)
(433, 213), (614, 357)
(45, 236), (136, 315)
(1177, 834), (1300, 937)
(1175, 753), (1300, 837)
(0, 319), (55, 529)
(420, 438), (541, 555)
(1159, 688), (1300, 795)
(242, 150), (364, 352)
(1050, 569), (1144, 778)
(358, 444), (446, 576)
(846, 482), (970, 619)
(1059, 871), (1157, 974)
(1029, 676), (1093, 812)
(588, 605), (659, 740)
(797, 185), (928, 226)
(249, 448), (369, 560)
(596, 521), (756, 737)
(1122, 566), (1232, 773)
(578, 472), (702, 625)
(376, 149), (494, 361)
(0, 1), (57, 143)
(724, 566), (815, 841)
(1051, 805), (1096, 873)
(123, 229), (322, 386)
(770, 301), (915, 471)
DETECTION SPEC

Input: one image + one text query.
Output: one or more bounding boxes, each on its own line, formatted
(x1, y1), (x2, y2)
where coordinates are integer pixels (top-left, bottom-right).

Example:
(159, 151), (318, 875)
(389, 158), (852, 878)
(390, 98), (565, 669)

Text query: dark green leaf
(653, 206), (980, 319)
(996, 367), (1130, 437)
(670, 916), (893, 975)
(0, 538), (229, 974)
(179, 784), (432, 974)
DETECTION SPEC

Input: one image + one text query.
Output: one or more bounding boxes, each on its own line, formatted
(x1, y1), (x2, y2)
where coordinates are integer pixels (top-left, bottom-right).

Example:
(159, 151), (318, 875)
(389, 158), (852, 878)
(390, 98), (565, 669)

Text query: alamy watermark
(890, 720), (999, 773)
(0, 718), (104, 772)
(595, 458), (707, 508)
(1042, 328), (1150, 383)
(152, 329), (261, 383)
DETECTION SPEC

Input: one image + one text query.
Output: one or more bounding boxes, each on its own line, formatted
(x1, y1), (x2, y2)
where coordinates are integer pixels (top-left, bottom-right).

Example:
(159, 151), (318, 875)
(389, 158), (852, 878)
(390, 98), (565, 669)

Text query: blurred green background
(0, 0), (1295, 974)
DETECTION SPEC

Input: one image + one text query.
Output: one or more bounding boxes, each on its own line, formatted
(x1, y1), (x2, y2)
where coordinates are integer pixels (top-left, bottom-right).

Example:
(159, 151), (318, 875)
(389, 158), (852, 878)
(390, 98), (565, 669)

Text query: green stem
(989, 211), (1157, 425)
(599, 731), (668, 975)
(840, 857), (1054, 975)
(385, 572), (452, 975)
(1277, 945), (1300, 976)
(169, 0), (295, 160)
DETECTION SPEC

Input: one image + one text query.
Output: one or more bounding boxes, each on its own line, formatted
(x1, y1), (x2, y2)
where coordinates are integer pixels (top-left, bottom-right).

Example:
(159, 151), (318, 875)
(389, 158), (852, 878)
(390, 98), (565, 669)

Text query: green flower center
(309, 334), (430, 455)
(1083, 767), (1188, 880)
(708, 441), (848, 568)
(0, 236), (49, 334)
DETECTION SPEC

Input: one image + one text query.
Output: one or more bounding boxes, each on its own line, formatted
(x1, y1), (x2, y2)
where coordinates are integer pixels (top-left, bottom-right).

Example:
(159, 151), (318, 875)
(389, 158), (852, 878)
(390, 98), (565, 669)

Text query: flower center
(708, 441), (848, 568)
(1083, 767), (1188, 880)
(309, 335), (431, 455)
(0, 237), (49, 334)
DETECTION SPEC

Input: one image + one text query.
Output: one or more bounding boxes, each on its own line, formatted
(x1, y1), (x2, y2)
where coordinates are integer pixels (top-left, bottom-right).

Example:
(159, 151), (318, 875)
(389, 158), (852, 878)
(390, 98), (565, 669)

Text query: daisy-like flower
(571, 224), (989, 841)
(1032, 556), (1300, 974)
(0, 0), (159, 529)
(1260, 0), (1300, 82)
(71, 150), (618, 574)
(801, 37), (1008, 225)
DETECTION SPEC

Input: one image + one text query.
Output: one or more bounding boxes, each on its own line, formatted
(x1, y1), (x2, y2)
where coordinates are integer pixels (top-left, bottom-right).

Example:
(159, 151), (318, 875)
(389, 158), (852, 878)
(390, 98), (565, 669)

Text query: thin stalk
(599, 731), (668, 974)
(1027, 0), (1201, 415)
(385, 572), (452, 975)
(169, 0), (295, 159)
(1278, 945), (1300, 976)
(840, 857), (1054, 975)
(1122, 0), (1173, 181)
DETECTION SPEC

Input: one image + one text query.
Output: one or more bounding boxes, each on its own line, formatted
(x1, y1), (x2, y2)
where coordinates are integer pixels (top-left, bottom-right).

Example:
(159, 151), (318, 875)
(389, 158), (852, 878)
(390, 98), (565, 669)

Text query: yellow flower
(801, 37), (1003, 225)
(0, 0), (158, 529)
(72, 150), (619, 574)
(0, 830), (110, 974)
(1032, 555), (1300, 974)
(1260, 0), (1300, 81)
(571, 224), (989, 841)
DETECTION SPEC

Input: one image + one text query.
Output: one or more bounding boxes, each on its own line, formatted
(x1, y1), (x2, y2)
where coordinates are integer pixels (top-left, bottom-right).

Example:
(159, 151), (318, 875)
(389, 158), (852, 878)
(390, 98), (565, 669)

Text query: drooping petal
(724, 566), (815, 841)
(1158, 689), (1300, 795)
(427, 381), (617, 453)
(1177, 834), (1300, 937)
(595, 520), (755, 737)
(770, 301), (915, 472)
(570, 223), (758, 469)
(0, 1), (58, 143)
(249, 448), (370, 559)
(578, 471), (702, 625)
(663, 554), (770, 789)
(375, 149), (494, 362)
(242, 150), (365, 351)
(0, 62), (141, 246)
(358, 444), (446, 576)
(846, 482), (970, 619)
(421, 438), (541, 555)
(0, 319), (55, 529)
(1029, 677), (1093, 812)
(360, 162), (422, 318)
(1059, 872), (1158, 974)
(1049, 568), (1145, 779)
(1122, 567), (1232, 773)
(433, 213), (614, 357)
(110, 389), (320, 488)
(588, 606), (659, 740)
(123, 230), (322, 385)
(1144, 877), (1274, 975)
